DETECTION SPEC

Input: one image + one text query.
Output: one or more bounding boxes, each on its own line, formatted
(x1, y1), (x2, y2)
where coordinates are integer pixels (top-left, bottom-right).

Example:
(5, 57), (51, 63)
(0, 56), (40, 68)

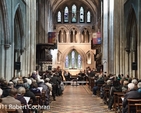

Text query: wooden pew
(103, 88), (110, 105)
(127, 99), (141, 113)
(135, 103), (141, 113)
(113, 92), (125, 113)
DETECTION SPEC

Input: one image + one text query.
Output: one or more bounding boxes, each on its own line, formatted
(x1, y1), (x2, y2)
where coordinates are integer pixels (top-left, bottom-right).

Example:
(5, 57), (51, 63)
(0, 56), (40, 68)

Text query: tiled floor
(43, 85), (114, 113)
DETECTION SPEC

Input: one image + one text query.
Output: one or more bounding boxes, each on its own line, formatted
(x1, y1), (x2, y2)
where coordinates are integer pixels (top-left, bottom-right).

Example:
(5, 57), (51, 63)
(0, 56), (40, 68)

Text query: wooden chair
(41, 91), (46, 105)
(135, 103), (141, 113)
(127, 99), (141, 113)
(113, 92), (125, 112)
(103, 88), (110, 104)
(97, 84), (103, 96)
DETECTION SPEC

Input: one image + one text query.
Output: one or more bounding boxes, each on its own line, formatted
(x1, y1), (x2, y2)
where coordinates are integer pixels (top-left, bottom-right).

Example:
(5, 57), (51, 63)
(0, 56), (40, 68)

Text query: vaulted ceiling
(50, 0), (101, 17)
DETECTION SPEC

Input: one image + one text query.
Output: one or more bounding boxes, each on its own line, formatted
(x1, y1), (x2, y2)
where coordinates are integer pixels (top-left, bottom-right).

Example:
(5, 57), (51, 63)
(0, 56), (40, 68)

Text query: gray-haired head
(18, 87), (26, 95)
(131, 79), (138, 85)
(137, 82), (141, 89)
(128, 83), (135, 91)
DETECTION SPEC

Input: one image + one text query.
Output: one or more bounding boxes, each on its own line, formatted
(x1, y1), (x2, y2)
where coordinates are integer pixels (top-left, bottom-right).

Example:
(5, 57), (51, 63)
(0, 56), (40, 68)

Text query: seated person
(122, 80), (128, 92)
(137, 82), (141, 93)
(24, 83), (36, 104)
(131, 78), (138, 90)
(108, 80), (122, 110)
(1, 80), (11, 97)
(92, 74), (104, 96)
(2, 88), (23, 113)
(0, 88), (7, 113)
(122, 83), (141, 113)
(30, 82), (41, 95)
(16, 87), (28, 113)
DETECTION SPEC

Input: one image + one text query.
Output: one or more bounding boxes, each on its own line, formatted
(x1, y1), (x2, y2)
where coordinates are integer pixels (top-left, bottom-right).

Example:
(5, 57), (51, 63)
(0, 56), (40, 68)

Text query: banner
(92, 32), (101, 44)
(48, 32), (56, 43)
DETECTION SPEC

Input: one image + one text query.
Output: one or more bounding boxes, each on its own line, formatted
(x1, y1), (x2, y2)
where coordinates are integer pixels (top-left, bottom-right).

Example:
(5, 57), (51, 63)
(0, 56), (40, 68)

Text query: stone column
(119, 0), (124, 75)
(61, 29), (64, 43)
(66, 32), (70, 43)
(89, 33), (92, 43)
(114, 0), (120, 75)
(108, 0), (114, 74)
(25, 0), (30, 76)
(30, 0), (36, 72)
(72, 29), (75, 43)
(102, 0), (109, 73)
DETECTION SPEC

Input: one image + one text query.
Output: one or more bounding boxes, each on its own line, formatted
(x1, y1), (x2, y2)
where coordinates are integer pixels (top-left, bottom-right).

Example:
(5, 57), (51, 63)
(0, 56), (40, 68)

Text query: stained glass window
(71, 51), (75, 68)
(80, 7), (84, 22)
(72, 4), (77, 22)
(65, 56), (69, 68)
(64, 7), (69, 22)
(87, 11), (91, 22)
(78, 55), (81, 68)
(57, 11), (61, 22)
(65, 50), (82, 69)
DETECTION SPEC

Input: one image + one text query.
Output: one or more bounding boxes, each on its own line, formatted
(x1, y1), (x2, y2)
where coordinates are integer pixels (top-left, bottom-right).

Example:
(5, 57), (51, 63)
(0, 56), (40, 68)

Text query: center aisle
(44, 85), (114, 113)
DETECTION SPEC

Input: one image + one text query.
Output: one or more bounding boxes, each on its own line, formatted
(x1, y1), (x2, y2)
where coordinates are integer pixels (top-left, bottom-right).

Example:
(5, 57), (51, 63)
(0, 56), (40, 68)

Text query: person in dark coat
(122, 83), (141, 113)
(50, 73), (61, 101)
(23, 83), (36, 103)
(30, 82), (41, 94)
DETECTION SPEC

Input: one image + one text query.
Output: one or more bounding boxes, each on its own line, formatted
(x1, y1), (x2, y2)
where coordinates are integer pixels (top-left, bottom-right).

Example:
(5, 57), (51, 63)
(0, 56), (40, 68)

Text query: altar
(65, 68), (81, 76)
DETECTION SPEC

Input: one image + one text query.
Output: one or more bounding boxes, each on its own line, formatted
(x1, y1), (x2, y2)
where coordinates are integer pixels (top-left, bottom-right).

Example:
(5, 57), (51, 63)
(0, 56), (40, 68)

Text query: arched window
(78, 55), (82, 68)
(64, 7), (69, 22)
(72, 4), (77, 22)
(87, 11), (91, 22)
(65, 50), (82, 69)
(65, 56), (69, 68)
(57, 11), (61, 22)
(80, 7), (84, 22)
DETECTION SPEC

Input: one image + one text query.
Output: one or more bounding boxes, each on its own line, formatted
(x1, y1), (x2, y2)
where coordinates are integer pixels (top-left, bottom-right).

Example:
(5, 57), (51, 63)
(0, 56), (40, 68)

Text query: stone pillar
(67, 32), (70, 43)
(30, 0), (36, 72)
(114, 0), (120, 75)
(72, 29), (75, 43)
(89, 33), (92, 43)
(108, 0), (114, 74)
(61, 29), (64, 43)
(5, 47), (12, 80)
(25, 0), (31, 75)
(119, 0), (124, 75)
(84, 29), (87, 43)
(102, 0), (109, 73)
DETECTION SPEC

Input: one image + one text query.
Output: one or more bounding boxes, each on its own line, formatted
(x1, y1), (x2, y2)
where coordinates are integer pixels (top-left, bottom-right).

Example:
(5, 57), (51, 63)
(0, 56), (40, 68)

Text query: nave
(44, 85), (114, 113)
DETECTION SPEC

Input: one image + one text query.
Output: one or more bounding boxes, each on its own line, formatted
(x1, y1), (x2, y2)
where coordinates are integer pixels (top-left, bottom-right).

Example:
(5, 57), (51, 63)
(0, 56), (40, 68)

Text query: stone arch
(61, 46), (86, 69)
(80, 27), (92, 43)
(86, 50), (92, 64)
(0, 0), (10, 48)
(14, 4), (24, 38)
(125, 5), (137, 77)
(14, 5), (24, 76)
(69, 26), (80, 43)
(57, 50), (62, 63)
(57, 26), (68, 43)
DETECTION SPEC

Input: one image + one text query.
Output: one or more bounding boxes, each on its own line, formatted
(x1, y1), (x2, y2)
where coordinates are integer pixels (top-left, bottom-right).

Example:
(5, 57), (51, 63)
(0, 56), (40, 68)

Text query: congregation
(0, 67), (64, 113)
(0, 66), (141, 113)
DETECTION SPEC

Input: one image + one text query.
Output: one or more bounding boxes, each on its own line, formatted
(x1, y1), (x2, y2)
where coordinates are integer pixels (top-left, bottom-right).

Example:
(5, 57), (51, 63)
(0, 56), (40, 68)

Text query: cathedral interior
(0, 0), (141, 80)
